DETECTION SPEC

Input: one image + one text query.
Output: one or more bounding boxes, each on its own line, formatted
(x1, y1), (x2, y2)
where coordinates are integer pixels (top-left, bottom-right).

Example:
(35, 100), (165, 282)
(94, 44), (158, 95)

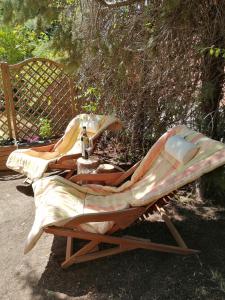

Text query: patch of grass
(211, 269), (225, 293)
(195, 286), (208, 297)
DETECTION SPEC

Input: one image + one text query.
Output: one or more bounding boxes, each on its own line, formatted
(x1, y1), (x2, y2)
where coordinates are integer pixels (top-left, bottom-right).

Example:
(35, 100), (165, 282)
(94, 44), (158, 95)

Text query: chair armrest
(113, 160), (141, 186)
(58, 207), (145, 229)
(57, 153), (81, 163)
(30, 143), (55, 152)
(70, 172), (124, 185)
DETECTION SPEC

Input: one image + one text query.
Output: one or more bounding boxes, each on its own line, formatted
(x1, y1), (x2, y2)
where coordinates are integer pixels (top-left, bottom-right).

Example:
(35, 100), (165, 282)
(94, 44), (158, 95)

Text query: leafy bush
(39, 118), (52, 139)
(0, 25), (35, 63)
(81, 86), (100, 113)
(0, 24), (60, 63)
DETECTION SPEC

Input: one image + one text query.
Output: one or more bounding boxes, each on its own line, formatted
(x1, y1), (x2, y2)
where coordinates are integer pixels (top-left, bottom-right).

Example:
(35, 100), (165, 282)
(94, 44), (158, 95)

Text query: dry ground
(1, 171), (225, 300)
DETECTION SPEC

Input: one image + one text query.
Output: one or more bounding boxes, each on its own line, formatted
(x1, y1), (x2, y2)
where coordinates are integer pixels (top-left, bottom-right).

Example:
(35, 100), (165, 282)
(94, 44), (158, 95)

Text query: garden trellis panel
(0, 58), (76, 141)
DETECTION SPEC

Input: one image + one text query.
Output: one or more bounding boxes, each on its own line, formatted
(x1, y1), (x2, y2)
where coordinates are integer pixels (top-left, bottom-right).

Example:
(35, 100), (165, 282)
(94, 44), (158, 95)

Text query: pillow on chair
(165, 135), (199, 164)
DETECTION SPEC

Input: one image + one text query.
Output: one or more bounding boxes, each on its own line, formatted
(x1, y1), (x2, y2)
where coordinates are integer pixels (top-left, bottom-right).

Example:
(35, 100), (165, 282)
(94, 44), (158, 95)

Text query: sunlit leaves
(81, 86), (101, 113)
(199, 46), (225, 59)
(209, 48), (214, 56)
(0, 26), (35, 63)
(39, 118), (52, 139)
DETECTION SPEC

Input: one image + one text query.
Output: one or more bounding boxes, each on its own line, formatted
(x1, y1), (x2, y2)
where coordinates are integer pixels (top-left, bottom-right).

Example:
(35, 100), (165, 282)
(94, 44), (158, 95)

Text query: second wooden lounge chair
(24, 125), (225, 268)
(6, 113), (122, 181)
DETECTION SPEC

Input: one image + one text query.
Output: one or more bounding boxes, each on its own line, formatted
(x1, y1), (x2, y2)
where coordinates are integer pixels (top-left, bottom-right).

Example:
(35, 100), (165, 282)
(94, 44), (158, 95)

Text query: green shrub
(39, 118), (52, 139)
(0, 25), (35, 63)
(81, 86), (100, 113)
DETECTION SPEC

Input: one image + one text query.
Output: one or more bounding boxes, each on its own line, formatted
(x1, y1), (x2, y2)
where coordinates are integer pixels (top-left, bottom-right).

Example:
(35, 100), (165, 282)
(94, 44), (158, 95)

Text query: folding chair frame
(44, 201), (199, 269)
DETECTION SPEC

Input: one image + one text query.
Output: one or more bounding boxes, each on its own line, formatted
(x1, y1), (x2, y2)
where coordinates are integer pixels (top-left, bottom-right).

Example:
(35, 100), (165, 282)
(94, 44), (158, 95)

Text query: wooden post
(0, 62), (17, 140)
(0, 62), (13, 139)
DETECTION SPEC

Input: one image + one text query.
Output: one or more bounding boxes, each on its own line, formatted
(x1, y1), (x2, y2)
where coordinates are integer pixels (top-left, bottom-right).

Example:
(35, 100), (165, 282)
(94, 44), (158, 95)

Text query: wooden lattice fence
(0, 58), (76, 142)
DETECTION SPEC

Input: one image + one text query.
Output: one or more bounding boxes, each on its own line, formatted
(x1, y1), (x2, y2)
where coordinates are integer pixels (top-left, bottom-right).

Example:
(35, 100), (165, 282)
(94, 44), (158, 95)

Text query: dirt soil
(1, 171), (225, 300)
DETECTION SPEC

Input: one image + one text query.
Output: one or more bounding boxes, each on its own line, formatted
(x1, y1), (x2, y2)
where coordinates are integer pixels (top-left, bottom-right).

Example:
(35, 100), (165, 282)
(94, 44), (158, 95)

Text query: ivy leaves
(199, 46), (225, 59)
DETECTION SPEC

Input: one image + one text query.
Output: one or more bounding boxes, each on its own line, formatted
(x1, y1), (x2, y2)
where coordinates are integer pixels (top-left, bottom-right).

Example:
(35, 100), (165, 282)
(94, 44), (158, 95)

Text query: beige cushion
(165, 135), (198, 164)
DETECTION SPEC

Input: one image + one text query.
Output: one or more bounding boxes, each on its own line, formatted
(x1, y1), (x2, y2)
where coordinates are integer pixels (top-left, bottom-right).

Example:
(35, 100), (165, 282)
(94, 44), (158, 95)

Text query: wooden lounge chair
(24, 125), (225, 268)
(6, 114), (122, 181)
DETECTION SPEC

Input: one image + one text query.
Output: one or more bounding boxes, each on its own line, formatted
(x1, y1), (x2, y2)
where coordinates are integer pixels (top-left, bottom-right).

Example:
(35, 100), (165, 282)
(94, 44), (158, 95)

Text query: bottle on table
(81, 126), (89, 159)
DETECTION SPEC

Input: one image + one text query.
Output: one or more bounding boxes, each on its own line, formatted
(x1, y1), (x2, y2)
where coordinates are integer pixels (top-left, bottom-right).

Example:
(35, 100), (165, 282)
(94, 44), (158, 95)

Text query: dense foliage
(1, 0), (225, 200)
(1, 0), (225, 160)
(0, 25), (35, 63)
(0, 8), (61, 64)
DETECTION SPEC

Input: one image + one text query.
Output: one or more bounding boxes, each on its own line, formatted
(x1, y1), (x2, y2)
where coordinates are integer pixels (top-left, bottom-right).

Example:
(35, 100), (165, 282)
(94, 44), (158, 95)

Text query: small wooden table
(76, 157), (123, 184)
(77, 157), (100, 184)
(77, 157), (100, 175)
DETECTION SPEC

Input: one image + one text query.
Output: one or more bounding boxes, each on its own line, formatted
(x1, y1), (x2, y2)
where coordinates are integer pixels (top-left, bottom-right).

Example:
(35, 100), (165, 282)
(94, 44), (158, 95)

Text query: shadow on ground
(16, 185), (34, 196)
(16, 199), (225, 300)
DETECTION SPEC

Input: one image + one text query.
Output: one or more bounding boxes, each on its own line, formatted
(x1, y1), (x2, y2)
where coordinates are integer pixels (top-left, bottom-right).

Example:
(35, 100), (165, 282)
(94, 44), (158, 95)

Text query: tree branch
(95, 0), (144, 8)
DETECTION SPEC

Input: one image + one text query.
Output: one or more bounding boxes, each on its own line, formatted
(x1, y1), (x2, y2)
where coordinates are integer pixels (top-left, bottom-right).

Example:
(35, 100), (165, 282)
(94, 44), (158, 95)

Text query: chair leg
(45, 226), (199, 269)
(156, 205), (188, 249)
(62, 240), (100, 268)
(63, 245), (137, 267)
(66, 237), (73, 260)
